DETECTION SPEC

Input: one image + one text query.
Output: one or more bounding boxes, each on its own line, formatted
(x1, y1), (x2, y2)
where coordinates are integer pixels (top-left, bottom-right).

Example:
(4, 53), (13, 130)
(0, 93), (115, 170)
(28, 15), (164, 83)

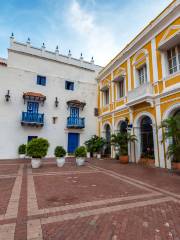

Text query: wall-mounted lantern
(52, 116), (58, 124)
(55, 97), (59, 107)
(5, 90), (10, 102)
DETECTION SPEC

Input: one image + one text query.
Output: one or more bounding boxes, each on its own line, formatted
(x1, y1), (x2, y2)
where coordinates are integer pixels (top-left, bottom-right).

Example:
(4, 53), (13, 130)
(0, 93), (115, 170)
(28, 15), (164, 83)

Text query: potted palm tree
(160, 115), (180, 170)
(27, 138), (49, 168)
(84, 138), (93, 158)
(111, 132), (137, 164)
(94, 137), (106, 159)
(18, 144), (26, 158)
(75, 146), (87, 166)
(54, 146), (66, 167)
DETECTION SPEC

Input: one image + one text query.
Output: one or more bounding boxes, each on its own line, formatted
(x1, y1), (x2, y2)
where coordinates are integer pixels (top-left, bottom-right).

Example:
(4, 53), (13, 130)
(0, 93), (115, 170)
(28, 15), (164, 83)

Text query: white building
(0, 35), (102, 159)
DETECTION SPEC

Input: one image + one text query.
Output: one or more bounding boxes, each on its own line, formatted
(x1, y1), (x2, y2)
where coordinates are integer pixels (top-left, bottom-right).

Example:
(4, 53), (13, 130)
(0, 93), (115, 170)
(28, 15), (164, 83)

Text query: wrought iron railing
(67, 117), (85, 128)
(21, 112), (44, 125)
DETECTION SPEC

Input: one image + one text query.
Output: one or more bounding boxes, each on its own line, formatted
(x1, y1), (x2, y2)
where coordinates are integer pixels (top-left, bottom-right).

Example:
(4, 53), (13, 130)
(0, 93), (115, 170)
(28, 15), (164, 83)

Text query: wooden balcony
(21, 112), (44, 127)
(67, 117), (85, 129)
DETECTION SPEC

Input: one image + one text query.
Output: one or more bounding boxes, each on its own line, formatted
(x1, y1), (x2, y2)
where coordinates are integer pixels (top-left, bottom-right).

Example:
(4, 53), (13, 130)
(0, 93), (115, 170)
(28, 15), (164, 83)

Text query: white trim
(151, 38), (159, 82)
(127, 59), (131, 91)
(133, 112), (158, 166)
(162, 102), (180, 120)
(114, 118), (126, 132)
(162, 102), (180, 169)
(161, 51), (168, 79)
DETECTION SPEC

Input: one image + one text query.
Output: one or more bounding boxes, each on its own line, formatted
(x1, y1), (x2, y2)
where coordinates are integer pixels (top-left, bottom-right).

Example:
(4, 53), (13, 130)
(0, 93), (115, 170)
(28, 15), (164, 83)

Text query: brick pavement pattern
(0, 158), (180, 240)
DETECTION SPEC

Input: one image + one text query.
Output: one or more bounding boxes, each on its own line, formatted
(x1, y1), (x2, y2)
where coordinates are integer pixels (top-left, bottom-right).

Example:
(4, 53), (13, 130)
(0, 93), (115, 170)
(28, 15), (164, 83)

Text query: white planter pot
(97, 153), (101, 159)
(56, 157), (65, 167)
(19, 154), (25, 159)
(87, 152), (91, 158)
(76, 157), (85, 166)
(31, 158), (42, 169)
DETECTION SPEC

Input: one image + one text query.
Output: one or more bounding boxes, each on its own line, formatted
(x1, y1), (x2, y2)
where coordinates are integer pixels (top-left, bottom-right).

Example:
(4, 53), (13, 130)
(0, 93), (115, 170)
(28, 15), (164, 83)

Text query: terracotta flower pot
(172, 162), (180, 170)
(147, 159), (155, 167)
(139, 158), (148, 165)
(119, 155), (129, 164)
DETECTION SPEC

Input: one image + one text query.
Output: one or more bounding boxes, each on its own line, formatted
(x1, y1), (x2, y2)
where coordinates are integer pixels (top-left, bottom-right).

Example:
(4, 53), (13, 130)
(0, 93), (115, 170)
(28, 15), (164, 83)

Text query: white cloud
(67, 0), (119, 66)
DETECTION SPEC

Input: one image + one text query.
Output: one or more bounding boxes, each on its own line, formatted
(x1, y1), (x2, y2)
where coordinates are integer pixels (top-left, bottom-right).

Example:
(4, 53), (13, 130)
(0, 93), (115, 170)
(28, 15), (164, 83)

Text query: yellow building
(97, 0), (180, 169)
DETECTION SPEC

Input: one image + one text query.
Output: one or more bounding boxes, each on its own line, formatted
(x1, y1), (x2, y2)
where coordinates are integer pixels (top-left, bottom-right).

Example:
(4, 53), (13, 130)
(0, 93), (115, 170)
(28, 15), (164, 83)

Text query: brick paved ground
(0, 158), (180, 240)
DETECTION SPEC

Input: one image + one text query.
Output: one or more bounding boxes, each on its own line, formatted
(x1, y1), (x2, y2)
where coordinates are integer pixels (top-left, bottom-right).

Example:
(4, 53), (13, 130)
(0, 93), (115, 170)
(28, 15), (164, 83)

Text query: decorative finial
(27, 37), (31, 44)
(91, 56), (94, 64)
(55, 45), (59, 54)
(68, 49), (72, 57)
(10, 33), (14, 39)
(80, 52), (83, 60)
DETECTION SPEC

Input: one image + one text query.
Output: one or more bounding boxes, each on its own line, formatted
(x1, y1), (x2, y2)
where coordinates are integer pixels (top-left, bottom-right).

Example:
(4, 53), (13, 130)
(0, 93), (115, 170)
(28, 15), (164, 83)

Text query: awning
(23, 92), (46, 102)
(158, 31), (180, 50)
(67, 100), (86, 109)
(112, 75), (125, 82)
(100, 85), (109, 91)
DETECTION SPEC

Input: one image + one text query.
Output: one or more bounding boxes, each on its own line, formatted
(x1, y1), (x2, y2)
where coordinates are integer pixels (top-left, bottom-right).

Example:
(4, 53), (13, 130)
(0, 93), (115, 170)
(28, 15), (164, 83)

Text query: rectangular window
(117, 79), (125, 98)
(28, 136), (37, 142)
(104, 89), (109, 105)
(177, 45), (180, 70)
(65, 81), (74, 90)
(167, 45), (180, 75)
(37, 75), (46, 86)
(138, 65), (147, 85)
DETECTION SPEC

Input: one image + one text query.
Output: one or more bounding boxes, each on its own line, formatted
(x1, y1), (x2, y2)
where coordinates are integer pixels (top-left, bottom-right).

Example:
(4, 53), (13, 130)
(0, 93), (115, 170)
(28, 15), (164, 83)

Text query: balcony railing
(67, 117), (85, 129)
(127, 82), (154, 106)
(21, 112), (44, 126)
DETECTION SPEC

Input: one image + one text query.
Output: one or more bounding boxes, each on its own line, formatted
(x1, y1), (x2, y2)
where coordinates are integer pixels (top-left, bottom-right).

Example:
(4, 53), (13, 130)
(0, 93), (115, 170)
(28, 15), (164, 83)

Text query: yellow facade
(97, 0), (180, 169)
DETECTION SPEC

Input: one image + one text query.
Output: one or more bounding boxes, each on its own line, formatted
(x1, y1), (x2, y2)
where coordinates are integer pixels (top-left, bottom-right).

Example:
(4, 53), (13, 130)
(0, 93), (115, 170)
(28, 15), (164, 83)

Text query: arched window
(120, 121), (127, 134)
(104, 124), (111, 155)
(140, 116), (154, 157)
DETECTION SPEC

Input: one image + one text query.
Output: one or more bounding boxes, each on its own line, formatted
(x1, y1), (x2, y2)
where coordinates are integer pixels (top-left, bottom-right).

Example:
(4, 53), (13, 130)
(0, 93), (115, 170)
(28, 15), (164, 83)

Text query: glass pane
(172, 47), (176, 56)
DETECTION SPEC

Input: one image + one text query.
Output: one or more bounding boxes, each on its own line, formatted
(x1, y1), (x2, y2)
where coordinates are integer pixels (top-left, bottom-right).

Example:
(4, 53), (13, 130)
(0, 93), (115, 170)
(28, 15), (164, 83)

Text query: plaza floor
(0, 158), (180, 240)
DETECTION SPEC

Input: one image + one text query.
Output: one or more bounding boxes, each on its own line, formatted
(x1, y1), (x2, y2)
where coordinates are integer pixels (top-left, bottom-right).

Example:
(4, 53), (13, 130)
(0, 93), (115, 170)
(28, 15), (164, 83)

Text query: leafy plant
(94, 137), (106, 153)
(75, 146), (87, 158)
(27, 138), (49, 158)
(84, 135), (106, 154)
(111, 132), (137, 156)
(160, 115), (180, 162)
(18, 144), (26, 155)
(54, 146), (66, 158)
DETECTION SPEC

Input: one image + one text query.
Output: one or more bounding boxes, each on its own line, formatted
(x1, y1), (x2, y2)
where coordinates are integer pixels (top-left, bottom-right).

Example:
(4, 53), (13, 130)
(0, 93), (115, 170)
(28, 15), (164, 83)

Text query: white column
(127, 59), (131, 91)
(111, 72), (114, 103)
(151, 38), (159, 83)
(111, 113), (115, 158)
(129, 108), (135, 163)
(155, 98), (166, 168)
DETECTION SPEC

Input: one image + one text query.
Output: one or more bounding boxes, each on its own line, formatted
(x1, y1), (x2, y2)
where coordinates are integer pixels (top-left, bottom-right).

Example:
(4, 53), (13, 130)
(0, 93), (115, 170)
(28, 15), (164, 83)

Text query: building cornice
(98, 0), (180, 80)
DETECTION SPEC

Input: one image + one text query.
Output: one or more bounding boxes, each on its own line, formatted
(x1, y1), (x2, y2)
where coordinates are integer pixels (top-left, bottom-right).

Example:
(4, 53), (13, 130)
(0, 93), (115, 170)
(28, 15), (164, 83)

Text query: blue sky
(0, 0), (172, 66)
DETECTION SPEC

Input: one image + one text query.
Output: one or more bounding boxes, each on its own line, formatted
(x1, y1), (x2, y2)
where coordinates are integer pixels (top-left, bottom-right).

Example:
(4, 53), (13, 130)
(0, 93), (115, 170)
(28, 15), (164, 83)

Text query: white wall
(0, 43), (101, 159)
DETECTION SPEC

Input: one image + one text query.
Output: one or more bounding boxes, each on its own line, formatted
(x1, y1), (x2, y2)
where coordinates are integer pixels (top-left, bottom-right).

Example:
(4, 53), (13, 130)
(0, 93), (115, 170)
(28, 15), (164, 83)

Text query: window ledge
(115, 96), (126, 102)
(163, 70), (180, 82)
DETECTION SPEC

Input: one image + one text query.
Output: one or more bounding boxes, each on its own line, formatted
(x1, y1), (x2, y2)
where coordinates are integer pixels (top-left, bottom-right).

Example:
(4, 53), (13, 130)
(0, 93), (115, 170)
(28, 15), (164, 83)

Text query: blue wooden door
(27, 102), (39, 113)
(70, 107), (79, 118)
(68, 133), (79, 153)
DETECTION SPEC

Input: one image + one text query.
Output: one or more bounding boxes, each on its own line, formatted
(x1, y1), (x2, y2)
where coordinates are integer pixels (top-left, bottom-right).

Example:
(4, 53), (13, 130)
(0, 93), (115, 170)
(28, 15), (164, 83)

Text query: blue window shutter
(37, 75), (40, 85)
(37, 75), (46, 86)
(65, 81), (68, 89)
(42, 77), (46, 86)
(71, 83), (74, 90)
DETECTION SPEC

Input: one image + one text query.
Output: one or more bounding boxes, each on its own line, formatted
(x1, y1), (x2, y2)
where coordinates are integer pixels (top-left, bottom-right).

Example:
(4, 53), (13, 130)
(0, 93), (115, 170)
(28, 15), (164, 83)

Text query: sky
(0, 0), (172, 66)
